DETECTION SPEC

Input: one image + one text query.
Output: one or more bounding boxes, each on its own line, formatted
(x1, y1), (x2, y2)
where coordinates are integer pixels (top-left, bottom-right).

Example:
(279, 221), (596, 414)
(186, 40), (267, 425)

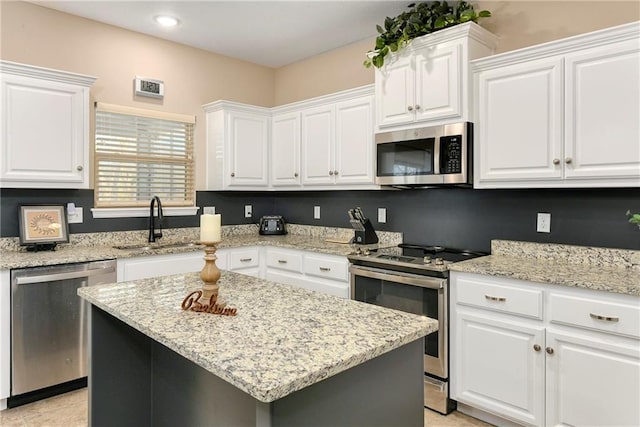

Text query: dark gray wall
(1, 188), (639, 252)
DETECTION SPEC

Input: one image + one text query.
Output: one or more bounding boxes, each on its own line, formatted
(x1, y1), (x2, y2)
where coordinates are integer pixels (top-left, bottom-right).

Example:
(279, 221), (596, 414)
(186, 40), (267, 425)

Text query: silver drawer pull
(319, 267), (331, 272)
(278, 259), (287, 264)
(485, 295), (506, 302)
(590, 313), (619, 322)
(240, 258), (252, 262)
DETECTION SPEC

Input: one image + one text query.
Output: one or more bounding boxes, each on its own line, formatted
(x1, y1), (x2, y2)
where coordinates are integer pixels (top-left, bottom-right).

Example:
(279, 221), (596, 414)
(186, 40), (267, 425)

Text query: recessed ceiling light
(154, 15), (179, 27)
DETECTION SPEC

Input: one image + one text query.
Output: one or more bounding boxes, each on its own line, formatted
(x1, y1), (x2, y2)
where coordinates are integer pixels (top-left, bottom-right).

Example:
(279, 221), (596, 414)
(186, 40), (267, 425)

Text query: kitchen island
(78, 270), (437, 427)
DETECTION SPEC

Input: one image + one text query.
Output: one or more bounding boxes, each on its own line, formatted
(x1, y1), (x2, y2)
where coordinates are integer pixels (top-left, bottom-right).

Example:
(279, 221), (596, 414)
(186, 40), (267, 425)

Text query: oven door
(350, 265), (447, 379)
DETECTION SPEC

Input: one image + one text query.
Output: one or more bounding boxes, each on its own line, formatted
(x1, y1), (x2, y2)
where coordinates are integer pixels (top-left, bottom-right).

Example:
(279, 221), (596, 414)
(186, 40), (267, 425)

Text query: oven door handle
(349, 265), (445, 289)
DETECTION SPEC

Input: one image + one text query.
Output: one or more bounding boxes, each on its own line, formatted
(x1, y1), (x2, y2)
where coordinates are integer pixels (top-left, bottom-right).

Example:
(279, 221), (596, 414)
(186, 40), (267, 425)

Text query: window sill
(91, 207), (200, 219)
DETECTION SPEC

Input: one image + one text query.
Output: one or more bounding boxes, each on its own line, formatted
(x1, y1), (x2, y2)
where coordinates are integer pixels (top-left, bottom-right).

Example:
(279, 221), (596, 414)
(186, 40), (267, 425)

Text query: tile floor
(0, 388), (492, 426)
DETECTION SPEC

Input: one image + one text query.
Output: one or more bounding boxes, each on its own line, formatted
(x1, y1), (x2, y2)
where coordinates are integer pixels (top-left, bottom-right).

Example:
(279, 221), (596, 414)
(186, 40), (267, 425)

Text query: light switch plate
(68, 207), (83, 224)
(203, 206), (215, 214)
(314, 206), (321, 219)
(378, 208), (387, 223)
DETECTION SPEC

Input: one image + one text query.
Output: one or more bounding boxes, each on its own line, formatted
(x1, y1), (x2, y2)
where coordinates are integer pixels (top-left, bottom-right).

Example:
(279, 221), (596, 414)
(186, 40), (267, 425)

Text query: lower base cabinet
(117, 246), (349, 299)
(451, 272), (640, 427)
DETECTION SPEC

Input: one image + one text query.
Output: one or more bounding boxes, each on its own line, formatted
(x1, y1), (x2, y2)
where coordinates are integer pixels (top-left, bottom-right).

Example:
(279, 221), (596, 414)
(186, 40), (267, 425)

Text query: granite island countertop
(77, 270), (438, 403)
(449, 240), (640, 296)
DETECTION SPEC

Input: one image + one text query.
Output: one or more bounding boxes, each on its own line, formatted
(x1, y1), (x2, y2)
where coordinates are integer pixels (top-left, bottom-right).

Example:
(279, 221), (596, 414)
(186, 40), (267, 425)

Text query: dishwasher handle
(15, 265), (116, 285)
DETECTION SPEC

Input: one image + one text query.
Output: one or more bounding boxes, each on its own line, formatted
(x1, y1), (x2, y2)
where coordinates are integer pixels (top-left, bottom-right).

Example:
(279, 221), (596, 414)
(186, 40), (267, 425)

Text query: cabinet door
(334, 96), (374, 185)
(227, 111), (269, 187)
(476, 57), (563, 185)
(564, 39), (640, 181)
(546, 330), (640, 427)
(375, 54), (415, 128)
(414, 43), (462, 122)
(1, 75), (88, 188)
(271, 112), (301, 187)
(117, 252), (204, 282)
(452, 312), (545, 426)
(301, 105), (334, 185)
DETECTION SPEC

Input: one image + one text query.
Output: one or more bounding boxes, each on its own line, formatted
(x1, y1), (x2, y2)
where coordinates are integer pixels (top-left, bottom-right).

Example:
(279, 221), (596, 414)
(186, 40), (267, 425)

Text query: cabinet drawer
(266, 249), (303, 273)
(549, 293), (640, 339)
(228, 249), (260, 270)
(303, 254), (348, 282)
(456, 277), (543, 319)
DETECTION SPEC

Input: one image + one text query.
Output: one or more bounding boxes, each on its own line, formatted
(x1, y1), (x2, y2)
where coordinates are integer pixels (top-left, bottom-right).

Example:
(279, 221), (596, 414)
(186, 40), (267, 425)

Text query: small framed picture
(18, 204), (69, 246)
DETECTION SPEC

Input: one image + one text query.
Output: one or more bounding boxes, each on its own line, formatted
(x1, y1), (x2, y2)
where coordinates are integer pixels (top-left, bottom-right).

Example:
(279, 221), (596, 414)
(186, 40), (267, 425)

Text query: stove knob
(434, 257), (444, 266)
(363, 249), (371, 256)
(423, 256), (432, 264)
(354, 248), (362, 255)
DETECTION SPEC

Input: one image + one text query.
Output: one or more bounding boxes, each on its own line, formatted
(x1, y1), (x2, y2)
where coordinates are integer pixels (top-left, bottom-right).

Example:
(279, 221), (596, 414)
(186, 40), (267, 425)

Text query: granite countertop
(77, 271), (437, 402)
(0, 229), (391, 270)
(449, 240), (640, 296)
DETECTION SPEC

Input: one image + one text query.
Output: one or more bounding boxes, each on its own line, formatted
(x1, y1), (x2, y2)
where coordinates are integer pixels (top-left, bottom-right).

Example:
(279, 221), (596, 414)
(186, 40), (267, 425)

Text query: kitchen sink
(113, 242), (202, 251)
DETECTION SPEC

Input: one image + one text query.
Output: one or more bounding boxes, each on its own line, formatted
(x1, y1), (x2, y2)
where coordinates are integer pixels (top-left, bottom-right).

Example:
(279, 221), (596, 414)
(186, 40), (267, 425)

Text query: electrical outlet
(314, 206), (321, 219)
(537, 213), (551, 233)
(244, 205), (252, 218)
(68, 207), (83, 224)
(378, 208), (387, 223)
(203, 206), (215, 214)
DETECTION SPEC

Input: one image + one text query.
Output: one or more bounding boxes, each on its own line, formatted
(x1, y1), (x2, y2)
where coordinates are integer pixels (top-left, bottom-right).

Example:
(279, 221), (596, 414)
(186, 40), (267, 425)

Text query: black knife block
(353, 219), (378, 245)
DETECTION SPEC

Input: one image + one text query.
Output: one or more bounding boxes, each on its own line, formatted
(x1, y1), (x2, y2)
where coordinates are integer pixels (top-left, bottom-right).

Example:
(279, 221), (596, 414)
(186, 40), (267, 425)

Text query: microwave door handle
(433, 136), (441, 175)
(350, 265), (445, 290)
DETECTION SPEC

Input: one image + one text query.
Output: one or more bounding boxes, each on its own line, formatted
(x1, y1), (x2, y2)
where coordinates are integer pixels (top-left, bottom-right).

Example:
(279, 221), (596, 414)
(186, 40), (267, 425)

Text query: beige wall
(0, 1), (275, 190)
(274, 1), (640, 105)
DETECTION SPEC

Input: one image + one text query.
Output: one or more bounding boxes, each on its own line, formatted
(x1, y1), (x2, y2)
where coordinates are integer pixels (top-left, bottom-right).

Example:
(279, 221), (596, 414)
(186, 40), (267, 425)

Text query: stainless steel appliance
(259, 215), (287, 235)
(375, 122), (473, 187)
(348, 244), (487, 414)
(10, 260), (117, 405)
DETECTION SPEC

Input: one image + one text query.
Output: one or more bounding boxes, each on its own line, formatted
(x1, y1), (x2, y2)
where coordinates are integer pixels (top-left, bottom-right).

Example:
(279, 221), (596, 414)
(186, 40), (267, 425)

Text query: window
(94, 103), (195, 208)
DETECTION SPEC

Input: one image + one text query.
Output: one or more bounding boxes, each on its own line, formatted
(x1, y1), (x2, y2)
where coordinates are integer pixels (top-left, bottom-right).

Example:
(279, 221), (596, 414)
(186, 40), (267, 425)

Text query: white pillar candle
(200, 214), (221, 243)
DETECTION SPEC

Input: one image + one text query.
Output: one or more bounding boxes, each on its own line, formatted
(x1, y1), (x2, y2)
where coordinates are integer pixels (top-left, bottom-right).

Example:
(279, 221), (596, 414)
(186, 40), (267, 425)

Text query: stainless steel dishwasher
(10, 260), (116, 398)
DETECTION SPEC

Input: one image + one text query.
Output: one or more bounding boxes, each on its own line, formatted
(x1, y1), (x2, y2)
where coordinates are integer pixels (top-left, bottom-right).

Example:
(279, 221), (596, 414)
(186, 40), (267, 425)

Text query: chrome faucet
(148, 196), (163, 243)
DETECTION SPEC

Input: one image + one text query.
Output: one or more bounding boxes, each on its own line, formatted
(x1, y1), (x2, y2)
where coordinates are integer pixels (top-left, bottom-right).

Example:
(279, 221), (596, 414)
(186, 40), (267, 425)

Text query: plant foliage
(364, 1), (491, 69)
(626, 210), (640, 226)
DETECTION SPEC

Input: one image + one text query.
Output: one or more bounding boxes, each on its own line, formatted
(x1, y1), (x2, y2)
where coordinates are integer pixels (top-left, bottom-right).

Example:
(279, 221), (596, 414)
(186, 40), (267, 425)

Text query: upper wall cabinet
(473, 22), (640, 188)
(0, 61), (96, 189)
(204, 101), (270, 190)
(375, 22), (497, 131)
(271, 111), (301, 187)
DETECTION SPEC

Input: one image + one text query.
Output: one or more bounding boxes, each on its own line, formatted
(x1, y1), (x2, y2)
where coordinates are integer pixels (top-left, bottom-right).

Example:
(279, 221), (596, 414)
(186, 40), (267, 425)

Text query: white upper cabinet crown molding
(0, 60), (97, 87)
(271, 85), (374, 115)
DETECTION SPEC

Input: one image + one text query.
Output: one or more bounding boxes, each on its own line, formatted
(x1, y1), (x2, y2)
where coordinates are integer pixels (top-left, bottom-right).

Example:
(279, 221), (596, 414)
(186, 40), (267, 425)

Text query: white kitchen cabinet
(473, 21), (640, 188)
(300, 95), (375, 187)
(375, 22), (496, 131)
(451, 271), (640, 427)
(227, 246), (261, 277)
(117, 251), (206, 282)
(0, 270), (9, 407)
(204, 101), (270, 190)
(0, 61), (96, 189)
(271, 112), (301, 187)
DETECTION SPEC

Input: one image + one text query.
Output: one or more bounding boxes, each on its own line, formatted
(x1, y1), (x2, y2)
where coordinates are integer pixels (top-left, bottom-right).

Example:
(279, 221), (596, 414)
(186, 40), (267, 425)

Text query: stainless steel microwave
(375, 122), (473, 186)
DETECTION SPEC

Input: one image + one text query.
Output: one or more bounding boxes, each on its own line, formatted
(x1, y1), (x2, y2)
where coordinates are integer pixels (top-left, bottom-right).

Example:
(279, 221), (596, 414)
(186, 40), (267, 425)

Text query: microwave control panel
(440, 135), (463, 174)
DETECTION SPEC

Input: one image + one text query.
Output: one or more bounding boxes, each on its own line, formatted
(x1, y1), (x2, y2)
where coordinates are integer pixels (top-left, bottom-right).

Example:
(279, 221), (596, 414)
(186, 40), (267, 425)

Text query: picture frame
(18, 204), (69, 246)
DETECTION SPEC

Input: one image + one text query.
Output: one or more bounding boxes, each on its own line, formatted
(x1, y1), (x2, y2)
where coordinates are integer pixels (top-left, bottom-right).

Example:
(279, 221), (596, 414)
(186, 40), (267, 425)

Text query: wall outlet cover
(244, 205), (252, 218)
(378, 208), (387, 223)
(537, 212), (551, 233)
(68, 207), (83, 224)
(314, 206), (321, 219)
(203, 206), (215, 215)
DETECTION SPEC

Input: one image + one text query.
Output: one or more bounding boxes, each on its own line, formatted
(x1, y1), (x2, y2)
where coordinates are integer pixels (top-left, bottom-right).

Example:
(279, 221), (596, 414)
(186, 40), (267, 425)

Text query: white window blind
(94, 102), (195, 208)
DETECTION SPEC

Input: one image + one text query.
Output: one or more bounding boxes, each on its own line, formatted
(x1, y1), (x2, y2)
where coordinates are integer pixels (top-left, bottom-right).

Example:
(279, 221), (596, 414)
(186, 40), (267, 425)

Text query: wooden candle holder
(200, 241), (221, 303)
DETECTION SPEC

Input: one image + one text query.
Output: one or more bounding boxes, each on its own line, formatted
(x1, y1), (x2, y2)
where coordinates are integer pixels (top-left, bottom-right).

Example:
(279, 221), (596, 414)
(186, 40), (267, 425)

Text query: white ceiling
(30, 1), (411, 68)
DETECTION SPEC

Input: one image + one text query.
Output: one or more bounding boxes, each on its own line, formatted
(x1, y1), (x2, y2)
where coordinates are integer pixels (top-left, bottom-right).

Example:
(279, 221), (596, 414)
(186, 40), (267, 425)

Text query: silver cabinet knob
(76, 165), (83, 171)
(334, 170), (339, 175)
(533, 344), (541, 352)
(407, 106), (414, 111)
(294, 172), (298, 177)
(565, 158), (572, 164)
(329, 171), (334, 176)
(231, 172), (235, 177)
(553, 159), (560, 165)
(546, 347), (554, 355)
(415, 105), (421, 110)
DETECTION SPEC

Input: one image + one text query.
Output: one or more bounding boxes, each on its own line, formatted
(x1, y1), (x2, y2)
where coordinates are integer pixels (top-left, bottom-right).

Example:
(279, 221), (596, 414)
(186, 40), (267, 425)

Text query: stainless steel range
(348, 244), (488, 414)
